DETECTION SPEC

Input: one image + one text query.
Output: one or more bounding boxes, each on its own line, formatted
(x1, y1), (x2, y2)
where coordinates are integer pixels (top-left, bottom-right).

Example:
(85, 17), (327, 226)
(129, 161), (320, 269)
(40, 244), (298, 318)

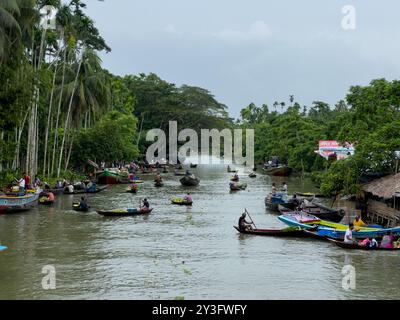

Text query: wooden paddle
(245, 209), (257, 229)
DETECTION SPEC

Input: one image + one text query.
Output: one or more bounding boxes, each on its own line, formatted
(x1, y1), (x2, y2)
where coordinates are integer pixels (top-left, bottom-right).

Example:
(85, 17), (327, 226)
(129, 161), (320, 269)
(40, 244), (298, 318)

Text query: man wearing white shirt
(18, 177), (26, 194)
(344, 224), (354, 244)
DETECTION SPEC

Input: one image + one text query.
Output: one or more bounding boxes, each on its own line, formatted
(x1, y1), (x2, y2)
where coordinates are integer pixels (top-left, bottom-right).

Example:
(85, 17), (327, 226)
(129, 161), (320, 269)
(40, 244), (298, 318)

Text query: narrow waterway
(0, 165), (399, 300)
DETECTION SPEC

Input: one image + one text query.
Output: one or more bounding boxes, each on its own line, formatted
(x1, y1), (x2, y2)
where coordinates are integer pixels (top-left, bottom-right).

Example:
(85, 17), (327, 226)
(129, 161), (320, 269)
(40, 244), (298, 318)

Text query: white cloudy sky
(85, 0), (400, 118)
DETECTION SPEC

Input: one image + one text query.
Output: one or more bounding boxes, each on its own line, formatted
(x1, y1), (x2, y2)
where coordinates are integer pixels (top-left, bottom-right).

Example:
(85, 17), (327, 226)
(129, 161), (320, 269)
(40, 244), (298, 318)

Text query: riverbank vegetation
(1, 1), (399, 197)
(0, 0), (232, 185)
(239, 79), (400, 195)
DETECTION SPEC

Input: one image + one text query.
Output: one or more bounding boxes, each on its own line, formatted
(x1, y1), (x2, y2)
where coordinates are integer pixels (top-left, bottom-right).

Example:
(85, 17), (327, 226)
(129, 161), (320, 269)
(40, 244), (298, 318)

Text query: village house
(361, 173), (400, 227)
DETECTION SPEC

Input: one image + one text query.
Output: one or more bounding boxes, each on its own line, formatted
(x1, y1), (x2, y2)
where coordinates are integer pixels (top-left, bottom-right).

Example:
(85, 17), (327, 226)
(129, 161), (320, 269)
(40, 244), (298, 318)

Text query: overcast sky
(85, 0), (400, 118)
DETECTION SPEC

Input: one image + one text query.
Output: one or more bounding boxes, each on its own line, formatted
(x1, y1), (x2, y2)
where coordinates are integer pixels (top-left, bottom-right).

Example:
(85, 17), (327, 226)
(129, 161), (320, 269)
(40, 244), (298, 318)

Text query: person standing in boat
(238, 213), (253, 231)
(23, 172), (31, 189)
(18, 176), (26, 195)
(344, 224), (355, 244)
(281, 182), (288, 193)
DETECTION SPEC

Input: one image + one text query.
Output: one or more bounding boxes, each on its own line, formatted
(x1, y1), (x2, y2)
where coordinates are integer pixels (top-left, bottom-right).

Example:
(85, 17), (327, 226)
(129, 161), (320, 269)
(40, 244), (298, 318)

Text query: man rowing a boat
(142, 198), (150, 209)
(238, 213), (254, 232)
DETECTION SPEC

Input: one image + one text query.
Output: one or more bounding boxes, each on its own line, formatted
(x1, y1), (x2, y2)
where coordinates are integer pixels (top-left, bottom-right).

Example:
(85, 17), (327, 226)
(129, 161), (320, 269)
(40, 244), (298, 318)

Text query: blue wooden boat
(0, 192), (40, 213)
(278, 213), (397, 240)
(316, 226), (400, 240)
(0, 245), (7, 252)
(278, 213), (382, 231)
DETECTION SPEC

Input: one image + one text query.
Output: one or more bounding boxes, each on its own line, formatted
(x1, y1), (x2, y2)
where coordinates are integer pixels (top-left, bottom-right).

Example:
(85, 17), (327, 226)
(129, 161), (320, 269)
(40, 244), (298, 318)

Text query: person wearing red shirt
(23, 172), (31, 189)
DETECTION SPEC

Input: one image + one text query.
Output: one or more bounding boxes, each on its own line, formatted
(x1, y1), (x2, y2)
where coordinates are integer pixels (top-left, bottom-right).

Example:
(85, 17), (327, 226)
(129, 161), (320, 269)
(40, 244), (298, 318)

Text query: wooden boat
(265, 193), (296, 212)
(97, 170), (127, 184)
(234, 226), (306, 237)
(0, 192), (40, 214)
(227, 169), (238, 173)
(328, 238), (400, 251)
(180, 176), (200, 186)
(73, 203), (90, 212)
(316, 226), (400, 240)
(171, 197), (193, 206)
(39, 197), (54, 206)
(174, 171), (186, 176)
(97, 207), (153, 217)
(42, 187), (65, 195)
(263, 165), (293, 177)
(278, 202), (345, 223)
(295, 192), (325, 198)
(0, 245), (7, 252)
(230, 182), (247, 191)
(249, 173), (257, 178)
(190, 164), (198, 168)
(277, 213), (396, 240)
(126, 187), (138, 194)
(278, 213), (379, 232)
(130, 178), (143, 184)
(64, 185), (108, 195)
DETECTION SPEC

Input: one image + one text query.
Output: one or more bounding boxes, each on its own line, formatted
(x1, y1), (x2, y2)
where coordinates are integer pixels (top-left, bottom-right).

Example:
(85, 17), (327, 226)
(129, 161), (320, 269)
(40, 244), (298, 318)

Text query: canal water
(0, 165), (399, 300)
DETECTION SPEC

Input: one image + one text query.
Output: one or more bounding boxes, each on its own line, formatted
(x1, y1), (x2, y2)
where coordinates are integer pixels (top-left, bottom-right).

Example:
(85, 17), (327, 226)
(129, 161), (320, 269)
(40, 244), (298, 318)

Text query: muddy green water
(0, 165), (399, 300)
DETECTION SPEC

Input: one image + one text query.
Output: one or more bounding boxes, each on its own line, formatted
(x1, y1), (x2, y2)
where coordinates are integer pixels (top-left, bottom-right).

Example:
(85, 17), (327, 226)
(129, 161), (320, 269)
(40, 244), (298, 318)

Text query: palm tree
(50, 4), (72, 175)
(0, 0), (21, 61)
(57, 48), (110, 176)
(0, 0), (37, 63)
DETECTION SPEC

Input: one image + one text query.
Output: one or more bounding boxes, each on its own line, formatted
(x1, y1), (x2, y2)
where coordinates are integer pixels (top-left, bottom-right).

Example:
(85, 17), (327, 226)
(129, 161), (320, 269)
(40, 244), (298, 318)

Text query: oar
(245, 209), (257, 229)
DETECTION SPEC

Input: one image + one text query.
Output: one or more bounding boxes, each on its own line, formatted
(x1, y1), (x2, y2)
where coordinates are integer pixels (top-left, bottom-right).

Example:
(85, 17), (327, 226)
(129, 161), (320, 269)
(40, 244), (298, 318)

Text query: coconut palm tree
(57, 48), (110, 176)
(0, 0), (21, 61)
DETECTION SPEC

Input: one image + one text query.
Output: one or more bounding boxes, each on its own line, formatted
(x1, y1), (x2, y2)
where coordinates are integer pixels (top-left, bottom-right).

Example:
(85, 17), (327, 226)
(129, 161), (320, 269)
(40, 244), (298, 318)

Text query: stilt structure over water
(361, 173), (400, 228)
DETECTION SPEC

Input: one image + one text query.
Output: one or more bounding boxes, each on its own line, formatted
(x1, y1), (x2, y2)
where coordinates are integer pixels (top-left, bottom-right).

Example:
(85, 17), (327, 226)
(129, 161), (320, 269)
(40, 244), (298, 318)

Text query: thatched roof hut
(362, 173), (400, 200)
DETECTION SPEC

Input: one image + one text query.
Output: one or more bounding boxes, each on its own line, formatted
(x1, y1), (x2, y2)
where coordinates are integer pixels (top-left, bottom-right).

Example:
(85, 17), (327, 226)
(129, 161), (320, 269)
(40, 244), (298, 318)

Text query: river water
(0, 164), (399, 300)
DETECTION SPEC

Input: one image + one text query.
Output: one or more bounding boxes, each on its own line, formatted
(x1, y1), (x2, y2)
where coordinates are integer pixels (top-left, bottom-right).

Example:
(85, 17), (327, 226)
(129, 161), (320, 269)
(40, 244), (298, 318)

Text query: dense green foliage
(1, 1), (399, 197)
(0, 0), (233, 186)
(239, 79), (400, 195)
(71, 111), (139, 166)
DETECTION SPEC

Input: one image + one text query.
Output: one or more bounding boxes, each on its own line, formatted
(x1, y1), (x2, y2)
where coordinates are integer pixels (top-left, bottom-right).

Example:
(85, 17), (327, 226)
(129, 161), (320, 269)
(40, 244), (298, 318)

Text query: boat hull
(329, 239), (400, 250)
(230, 183), (247, 191)
(263, 166), (293, 177)
(64, 185), (108, 195)
(317, 226), (400, 240)
(171, 198), (193, 206)
(180, 176), (200, 186)
(234, 226), (306, 237)
(97, 208), (153, 217)
(0, 193), (39, 214)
